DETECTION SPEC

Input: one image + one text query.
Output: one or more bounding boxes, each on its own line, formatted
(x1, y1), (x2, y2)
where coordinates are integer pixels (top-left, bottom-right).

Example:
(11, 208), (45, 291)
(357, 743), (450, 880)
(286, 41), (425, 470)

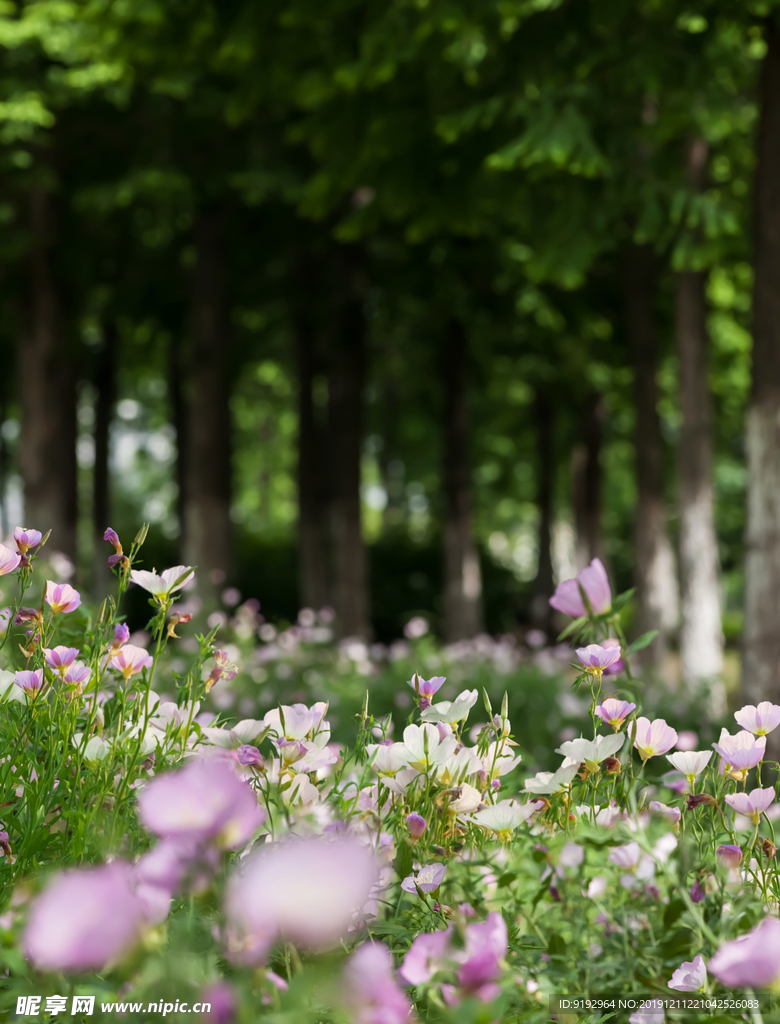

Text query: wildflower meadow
(0, 526), (777, 1024)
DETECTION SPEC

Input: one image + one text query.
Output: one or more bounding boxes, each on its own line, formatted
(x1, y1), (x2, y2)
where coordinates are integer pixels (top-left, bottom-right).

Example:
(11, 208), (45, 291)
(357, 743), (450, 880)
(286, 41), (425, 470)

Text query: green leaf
(557, 616), (587, 642)
(627, 630), (659, 654)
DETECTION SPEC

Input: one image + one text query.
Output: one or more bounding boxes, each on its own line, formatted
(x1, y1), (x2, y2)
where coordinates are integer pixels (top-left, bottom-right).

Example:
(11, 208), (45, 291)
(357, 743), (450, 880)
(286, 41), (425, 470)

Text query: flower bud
(690, 879), (705, 903)
(716, 844), (742, 869)
(406, 813), (427, 840)
(604, 756), (621, 774)
(686, 793), (717, 810)
(762, 839), (777, 860)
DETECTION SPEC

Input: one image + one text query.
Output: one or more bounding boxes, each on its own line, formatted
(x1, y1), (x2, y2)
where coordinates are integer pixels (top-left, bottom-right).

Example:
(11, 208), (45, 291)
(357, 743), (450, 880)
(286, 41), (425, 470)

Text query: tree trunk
(183, 206), (233, 612)
(744, 16), (780, 712)
(443, 319), (483, 642)
(20, 187), (78, 559)
(295, 260), (331, 612)
(572, 392), (605, 570)
(168, 335), (187, 550)
(92, 323), (117, 594)
(531, 388), (555, 632)
(328, 250), (370, 638)
(624, 242), (679, 668)
(676, 265), (725, 711)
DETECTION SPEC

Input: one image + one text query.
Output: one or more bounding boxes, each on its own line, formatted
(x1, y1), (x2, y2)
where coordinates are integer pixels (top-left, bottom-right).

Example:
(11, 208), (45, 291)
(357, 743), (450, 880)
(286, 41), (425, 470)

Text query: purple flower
(237, 745), (264, 769)
(601, 637), (626, 676)
(138, 758), (265, 849)
(401, 863), (447, 895)
(407, 673), (446, 709)
(64, 663), (90, 690)
(23, 863), (146, 971)
(716, 845), (742, 869)
(406, 813), (427, 840)
(690, 879), (705, 903)
(226, 837), (377, 958)
(576, 643), (622, 674)
(103, 527), (122, 552)
(709, 917), (780, 988)
(668, 955), (706, 992)
(0, 541), (21, 576)
(111, 623), (130, 652)
(45, 580), (81, 614)
(456, 913), (507, 1001)
(398, 928), (452, 985)
(596, 698), (637, 731)
(43, 646), (79, 676)
(549, 558), (611, 617)
(14, 527), (41, 554)
(199, 983), (236, 1024)
(14, 669), (44, 699)
(343, 943), (412, 1024)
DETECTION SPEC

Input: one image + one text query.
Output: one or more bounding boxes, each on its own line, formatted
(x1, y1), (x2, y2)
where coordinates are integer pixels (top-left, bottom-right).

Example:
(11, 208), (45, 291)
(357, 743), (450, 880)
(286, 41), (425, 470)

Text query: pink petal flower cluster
(709, 917), (780, 988)
(549, 558), (611, 617)
(138, 758), (265, 850)
(45, 580), (81, 614)
(343, 943), (412, 1024)
(226, 837), (377, 960)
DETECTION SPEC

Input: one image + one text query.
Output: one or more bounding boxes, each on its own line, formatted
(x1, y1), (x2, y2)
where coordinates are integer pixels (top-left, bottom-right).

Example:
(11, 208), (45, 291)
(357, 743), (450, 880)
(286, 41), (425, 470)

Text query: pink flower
(343, 943), (412, 1024)
(595, 698), (636, 730)
(712, 729), (766, 775)
(45, 580), (81, 614)
(633, 718), (678, 761)
(13, 527), (41, 554)
(236, 745), (264, 769)
(407, 674), (445, 709)
(724, 787), (775, 824)
(14, 669), (44, 699)
(109, 644), (153, 680)
(576, 644), (622, 673)
(138, 758), (264, 849)
(676, 730), (699, 751)
(668, 954), (706, 992)
(199, 983), (236, 1024)
(64, 663), (90, 688)
(0, 541), (21, 576)
(709, 917), (780, 988)
(734, 702), (780, 737)
(716, 845), (742, 869)
(401, 863), (447, 894)
(398, 928), (451, 985)
(549, 558), (611, 617)
(226, 837), (377, 958)
(648, 802), (681, 825)
(455, 913), (507, 1003)
(601, 638), (626, 676)
(23, 863), (147, 971)
(43, 646), (79, 676)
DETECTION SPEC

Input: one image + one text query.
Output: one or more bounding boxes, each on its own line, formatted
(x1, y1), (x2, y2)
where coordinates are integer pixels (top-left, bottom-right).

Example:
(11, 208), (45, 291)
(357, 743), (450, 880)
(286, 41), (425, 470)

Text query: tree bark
(169, 335), (187, 551)
(20, 186), (78, 559)
(295, 256), (331, 612)
(624, 242), (679, 668)
(443, 319), (483, 642)
(183, 205), (233, 611)
(676, 264), (725, 710)
(328, 250), (370, 638)
(744, 17), (780, 710)
(572, 392), (605, 570)
(531, 388), (555, 632)
(92, 323), (117, 593)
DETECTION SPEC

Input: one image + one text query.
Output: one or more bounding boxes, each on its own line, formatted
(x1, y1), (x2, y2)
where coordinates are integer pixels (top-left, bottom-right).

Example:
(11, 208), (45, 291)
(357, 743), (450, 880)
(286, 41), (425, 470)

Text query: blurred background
(0, 0), (778, 713)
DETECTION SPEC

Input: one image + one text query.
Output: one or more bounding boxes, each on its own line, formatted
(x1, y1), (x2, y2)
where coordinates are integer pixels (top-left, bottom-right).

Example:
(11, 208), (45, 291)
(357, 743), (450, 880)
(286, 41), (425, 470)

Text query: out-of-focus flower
(14, 669), (44, 699)
(14, 607), (42, 626)
(45, 581), (81, 614)
(168, 612), (194, 639)
(734, 702), (780, 737)
(343, 942), (412, 1024)
(712, 729), (766, 778)
(586, 876), (607, 898)
(525, 761), (580, 795)
(666, 750), (712, 782)
(109, 644), (153, 681)
(595, 698), (636, 731)
(398, 928), (451, 986)
(404, 617), (429, 640)
(407, 673), (446, 710)
(14, 527), (41, 555)
(420, 689), (478, 725)
(0, 670), (26, 704)
(471, 800), (542, 840)
(43, 646), (79, 677)
(556, 734), (624, 772)
(23, 862), (146, 971)
(203, 720), (269, 750)
(709, 917), (780, 988)
(629, 1001), (665, 1024)
(206, 649), (238, 692)
(451, 913), (507, 1004)
(675, 730), (699, 751)
(0, 541), (21, 576)
(576, 644), (622, 675)
(549, 558), (611, 617)
(608, 843), (641, 870)
(138, 758), (264, 849)
(226, 837), (376, 959)
(725, 787), (775, 825)
(633, 718), (678, 761)
(130, 565), (194, 599)
(690, 879), (705, 903)
(716, 845), (742, 869)
(406, 813), (427, 840)
(648, 802), (681, 825)
(559, 843), (584, 867)
(199, 982), (236, 1024)
(601, 637), (626, 676)
(401, 864), (447, 894)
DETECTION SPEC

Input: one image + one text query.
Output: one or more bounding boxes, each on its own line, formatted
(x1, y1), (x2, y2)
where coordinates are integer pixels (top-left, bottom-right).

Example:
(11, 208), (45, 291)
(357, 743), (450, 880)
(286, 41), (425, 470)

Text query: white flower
(398, 724), (457, 772)
(73, 733), (110, 764)
(556, 734), (624, 768)
(666, 750), (712, 779)
(449, 783), (482, 813)
(420, 689), (478, 725)
(202, 720), (268, 749)
(366, 742), (409, 776)
(668, 954), (706, 993)
(525, 759), (580, 794)
(471, 799), (542, 835)
(263, 703), (329, 743)
(0, 670), (26, 705)
(129, 565), (194, 598)
(608, 842), (641, 869)
(559, 843), (584, 867)
(480, 741), (522, 780)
